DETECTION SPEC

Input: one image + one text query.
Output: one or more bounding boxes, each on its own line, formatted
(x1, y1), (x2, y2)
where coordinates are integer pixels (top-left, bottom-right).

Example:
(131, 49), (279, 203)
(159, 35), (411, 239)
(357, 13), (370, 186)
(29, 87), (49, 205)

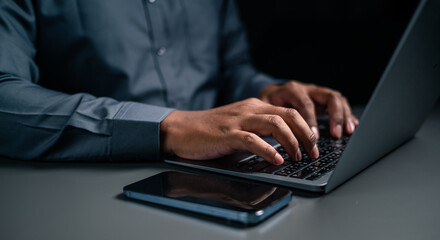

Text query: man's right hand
(160, 98), (319, 165)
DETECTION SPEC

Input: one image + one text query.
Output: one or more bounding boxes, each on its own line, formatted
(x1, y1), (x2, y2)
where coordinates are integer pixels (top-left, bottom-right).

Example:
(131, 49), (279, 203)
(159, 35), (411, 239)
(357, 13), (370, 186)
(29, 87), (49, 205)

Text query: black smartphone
(123, 171), (292, 225)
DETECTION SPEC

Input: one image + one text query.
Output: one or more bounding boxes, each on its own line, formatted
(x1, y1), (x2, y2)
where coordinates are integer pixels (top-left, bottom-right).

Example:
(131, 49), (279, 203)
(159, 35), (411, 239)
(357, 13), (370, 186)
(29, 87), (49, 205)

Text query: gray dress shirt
(0, 0), (280, 161)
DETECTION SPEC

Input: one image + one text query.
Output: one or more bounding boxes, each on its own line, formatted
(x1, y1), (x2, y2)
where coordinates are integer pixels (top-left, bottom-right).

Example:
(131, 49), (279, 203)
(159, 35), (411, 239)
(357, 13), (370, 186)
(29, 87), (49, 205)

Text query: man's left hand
(259, 80), (359, 139)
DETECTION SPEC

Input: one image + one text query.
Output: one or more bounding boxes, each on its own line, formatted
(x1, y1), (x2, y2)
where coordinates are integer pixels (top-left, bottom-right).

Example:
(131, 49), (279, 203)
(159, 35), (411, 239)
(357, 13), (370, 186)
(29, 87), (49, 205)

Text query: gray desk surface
(1, 103), (440, 240)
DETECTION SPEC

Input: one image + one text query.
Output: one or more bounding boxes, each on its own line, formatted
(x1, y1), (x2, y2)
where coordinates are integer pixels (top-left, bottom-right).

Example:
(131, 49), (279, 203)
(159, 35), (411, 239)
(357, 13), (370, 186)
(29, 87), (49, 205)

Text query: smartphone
(123, 171), (292, 225)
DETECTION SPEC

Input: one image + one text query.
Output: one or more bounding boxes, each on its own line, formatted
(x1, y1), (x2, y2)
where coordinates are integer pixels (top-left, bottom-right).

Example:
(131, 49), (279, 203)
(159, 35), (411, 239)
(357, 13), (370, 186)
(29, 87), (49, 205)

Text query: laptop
(165, 0), (440, 193)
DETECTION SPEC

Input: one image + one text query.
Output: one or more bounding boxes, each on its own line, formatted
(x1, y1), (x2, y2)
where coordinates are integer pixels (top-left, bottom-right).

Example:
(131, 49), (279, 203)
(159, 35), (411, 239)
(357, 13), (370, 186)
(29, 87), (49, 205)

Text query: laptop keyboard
(234, 133), (350, 181)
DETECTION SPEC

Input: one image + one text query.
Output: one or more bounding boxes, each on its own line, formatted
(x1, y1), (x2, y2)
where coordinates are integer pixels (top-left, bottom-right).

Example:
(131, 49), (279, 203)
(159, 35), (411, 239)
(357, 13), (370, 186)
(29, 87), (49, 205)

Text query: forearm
(0, 75), (173, 161)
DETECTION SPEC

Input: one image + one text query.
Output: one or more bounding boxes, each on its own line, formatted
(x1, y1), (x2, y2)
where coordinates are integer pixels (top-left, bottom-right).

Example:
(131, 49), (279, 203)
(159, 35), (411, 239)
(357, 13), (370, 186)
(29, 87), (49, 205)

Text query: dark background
(236, 0), (420, 105)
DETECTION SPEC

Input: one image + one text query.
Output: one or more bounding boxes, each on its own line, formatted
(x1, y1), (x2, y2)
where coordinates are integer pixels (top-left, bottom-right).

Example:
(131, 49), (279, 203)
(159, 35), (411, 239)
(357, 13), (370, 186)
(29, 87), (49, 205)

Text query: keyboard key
(245, 161), (271, 172)
(247, 159), (257, 166)
(321, 163), (337, 173)
(260, 164), (285, 174)
(290, 166), (315, 179)
(235, 160), (246, 168)
(274, 163), (303, 176)
(306, 172), (322, 180)
(301, 154), (315, 163)
(297, 161), (309, 167)
(290, 171), (302, 178)
(320, 157), (333, 165)
(319, 146), (333, 156)
(275, 170), (290, 176)
(284, 163), (302, 172)
(282, 159), (294, 166)
(312, 160), (325, 168)
(317, 167), (332, 175)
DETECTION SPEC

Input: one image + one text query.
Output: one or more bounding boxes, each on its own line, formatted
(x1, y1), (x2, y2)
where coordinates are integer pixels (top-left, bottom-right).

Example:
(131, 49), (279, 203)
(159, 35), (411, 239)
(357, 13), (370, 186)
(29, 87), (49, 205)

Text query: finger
(261, 106), (319, 159)
(285, 88), (320, 139)
(307, 87), (342, 138)
(241, 114), (301, 161)
(230, 131), (284, 165)
(341, 97), (356, 135)
(240, 99), (318, 159)
(323, 92), (344, 138)
(353, 115), (360, 126)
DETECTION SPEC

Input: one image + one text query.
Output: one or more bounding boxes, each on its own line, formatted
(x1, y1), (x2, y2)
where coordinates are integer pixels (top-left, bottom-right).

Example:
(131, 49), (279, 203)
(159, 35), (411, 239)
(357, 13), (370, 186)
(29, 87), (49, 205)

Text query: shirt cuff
(110, 102), (174, 161)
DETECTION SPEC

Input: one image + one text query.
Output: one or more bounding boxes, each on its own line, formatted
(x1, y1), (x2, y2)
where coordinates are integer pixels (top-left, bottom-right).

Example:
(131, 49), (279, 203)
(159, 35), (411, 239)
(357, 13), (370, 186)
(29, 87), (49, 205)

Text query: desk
(1, 103), (439, 240)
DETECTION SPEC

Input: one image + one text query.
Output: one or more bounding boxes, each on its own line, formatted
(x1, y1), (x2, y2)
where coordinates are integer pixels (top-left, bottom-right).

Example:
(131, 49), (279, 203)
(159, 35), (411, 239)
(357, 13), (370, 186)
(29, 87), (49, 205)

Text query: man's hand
(259, 81), (359, 139)
(160, 98), (319, 165)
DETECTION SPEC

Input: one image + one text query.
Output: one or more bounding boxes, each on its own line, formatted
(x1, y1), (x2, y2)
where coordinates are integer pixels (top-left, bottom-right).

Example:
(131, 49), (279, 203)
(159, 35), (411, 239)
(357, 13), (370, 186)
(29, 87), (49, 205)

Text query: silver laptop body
(166, 0), (440, 193)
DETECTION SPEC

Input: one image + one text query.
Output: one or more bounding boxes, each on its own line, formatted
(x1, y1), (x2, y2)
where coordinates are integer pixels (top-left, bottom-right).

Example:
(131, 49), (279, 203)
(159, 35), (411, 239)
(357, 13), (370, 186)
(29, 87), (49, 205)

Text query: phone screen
(123, 171), (292, 224)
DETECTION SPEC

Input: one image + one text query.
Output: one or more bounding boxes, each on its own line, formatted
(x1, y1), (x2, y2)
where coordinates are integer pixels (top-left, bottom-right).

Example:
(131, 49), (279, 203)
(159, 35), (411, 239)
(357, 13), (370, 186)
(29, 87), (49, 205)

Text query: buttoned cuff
(110, 102), (174, 161)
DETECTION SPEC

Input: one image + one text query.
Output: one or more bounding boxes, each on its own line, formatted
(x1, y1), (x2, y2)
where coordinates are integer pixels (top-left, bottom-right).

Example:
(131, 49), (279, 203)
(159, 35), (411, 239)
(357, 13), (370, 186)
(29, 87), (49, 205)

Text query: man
(0, 0), (358, 164)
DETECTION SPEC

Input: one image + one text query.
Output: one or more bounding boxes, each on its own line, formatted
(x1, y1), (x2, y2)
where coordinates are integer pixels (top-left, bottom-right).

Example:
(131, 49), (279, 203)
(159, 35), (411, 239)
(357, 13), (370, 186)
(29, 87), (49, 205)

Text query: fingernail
(296, 149), (302, 161)
(273, 153), (284, 165)
(312, 144), (319, 159)
(347, 119), (355, 133)
(311, 126), (319, 139)
(335, 124), (342, 138)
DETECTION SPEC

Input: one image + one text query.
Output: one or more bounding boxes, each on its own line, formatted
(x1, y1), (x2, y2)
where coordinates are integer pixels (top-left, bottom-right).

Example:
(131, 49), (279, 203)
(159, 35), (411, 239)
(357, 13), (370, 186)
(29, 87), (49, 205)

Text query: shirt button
(156, 47), (166, 56)
(149, 0), (156, 3)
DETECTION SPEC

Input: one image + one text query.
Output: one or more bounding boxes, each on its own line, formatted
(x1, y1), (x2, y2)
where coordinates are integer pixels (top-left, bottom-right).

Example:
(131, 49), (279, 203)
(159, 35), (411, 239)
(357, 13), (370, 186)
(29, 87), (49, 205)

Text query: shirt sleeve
(217, 0), (285, 106)
(0, 0), (174, 161)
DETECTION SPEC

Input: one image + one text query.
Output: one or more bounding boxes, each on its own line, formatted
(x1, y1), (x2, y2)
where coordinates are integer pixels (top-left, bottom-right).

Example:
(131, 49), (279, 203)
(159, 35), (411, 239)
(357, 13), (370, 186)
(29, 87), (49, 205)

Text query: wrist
(160, 110), (182, 154)
(259, 84), (280, 102)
